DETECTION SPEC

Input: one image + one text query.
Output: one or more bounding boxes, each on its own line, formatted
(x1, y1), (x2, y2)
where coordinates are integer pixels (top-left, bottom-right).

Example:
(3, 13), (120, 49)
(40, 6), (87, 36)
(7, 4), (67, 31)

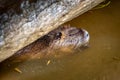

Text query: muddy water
(0, 0), (120, 80)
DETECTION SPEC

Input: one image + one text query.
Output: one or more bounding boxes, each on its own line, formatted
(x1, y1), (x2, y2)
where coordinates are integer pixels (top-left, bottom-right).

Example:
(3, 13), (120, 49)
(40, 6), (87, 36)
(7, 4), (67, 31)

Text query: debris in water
(47, 60), (51, 65)
(93, 0), (111, 10)
(112, 56), (120, 61)
(14, 68), (22, 74)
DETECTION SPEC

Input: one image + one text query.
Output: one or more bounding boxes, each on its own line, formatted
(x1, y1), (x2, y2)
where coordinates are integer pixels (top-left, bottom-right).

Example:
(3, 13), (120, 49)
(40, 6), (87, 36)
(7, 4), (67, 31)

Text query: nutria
(4, 25), (90, 62)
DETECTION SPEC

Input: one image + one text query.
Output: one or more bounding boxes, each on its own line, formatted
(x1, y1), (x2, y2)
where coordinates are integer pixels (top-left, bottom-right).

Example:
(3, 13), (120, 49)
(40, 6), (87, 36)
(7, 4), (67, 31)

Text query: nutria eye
(56, 32), (62, 39)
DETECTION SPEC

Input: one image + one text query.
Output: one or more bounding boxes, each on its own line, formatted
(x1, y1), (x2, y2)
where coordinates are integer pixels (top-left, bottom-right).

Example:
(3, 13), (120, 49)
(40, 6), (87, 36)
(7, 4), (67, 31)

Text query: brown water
(0, 0), (120, 80)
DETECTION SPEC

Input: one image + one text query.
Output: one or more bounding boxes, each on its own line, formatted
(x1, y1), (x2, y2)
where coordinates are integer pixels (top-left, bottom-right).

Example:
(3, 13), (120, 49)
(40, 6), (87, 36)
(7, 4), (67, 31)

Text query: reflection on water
(0, 0), (120, 80)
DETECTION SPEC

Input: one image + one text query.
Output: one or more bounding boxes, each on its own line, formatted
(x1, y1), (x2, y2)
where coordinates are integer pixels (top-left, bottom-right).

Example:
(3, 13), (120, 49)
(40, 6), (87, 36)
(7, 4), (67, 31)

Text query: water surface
(0, 0), (120, 80)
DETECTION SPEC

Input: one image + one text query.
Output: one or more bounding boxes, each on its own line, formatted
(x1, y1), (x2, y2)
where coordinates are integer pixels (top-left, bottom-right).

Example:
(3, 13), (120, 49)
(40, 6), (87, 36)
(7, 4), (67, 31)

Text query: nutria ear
(62, 24), (71, 29)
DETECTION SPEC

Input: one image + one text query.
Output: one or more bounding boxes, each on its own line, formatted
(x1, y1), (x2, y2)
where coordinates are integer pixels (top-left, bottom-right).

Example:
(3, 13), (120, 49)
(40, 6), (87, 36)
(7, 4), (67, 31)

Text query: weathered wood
(0, 0), (104, 62)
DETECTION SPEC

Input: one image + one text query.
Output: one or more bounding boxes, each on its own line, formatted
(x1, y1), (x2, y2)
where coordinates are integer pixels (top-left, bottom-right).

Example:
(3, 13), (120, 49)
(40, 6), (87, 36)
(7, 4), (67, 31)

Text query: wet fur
(4, 25), (89, 62)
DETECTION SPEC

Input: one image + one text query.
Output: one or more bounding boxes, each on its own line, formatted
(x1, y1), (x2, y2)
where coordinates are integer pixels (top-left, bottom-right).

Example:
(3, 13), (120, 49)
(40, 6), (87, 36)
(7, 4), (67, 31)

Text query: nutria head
(47, 25), (90, 50)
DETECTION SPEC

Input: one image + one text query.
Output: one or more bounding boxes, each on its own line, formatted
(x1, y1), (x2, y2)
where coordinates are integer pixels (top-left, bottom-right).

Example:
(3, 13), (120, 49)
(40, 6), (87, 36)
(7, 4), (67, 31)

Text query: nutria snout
(5, 25), (90, 62)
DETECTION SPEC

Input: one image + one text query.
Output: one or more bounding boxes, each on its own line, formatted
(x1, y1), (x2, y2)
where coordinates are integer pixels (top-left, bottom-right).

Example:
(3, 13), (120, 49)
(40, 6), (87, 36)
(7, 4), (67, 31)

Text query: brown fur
(5, 25), (89, 62)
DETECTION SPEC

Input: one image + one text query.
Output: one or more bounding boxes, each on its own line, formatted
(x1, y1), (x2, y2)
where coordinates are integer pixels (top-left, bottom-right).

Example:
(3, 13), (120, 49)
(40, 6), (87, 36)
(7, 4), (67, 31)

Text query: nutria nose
(82, 29), (90, 42)
(86, 33), (89, 37)
(79, 28), (89, 40)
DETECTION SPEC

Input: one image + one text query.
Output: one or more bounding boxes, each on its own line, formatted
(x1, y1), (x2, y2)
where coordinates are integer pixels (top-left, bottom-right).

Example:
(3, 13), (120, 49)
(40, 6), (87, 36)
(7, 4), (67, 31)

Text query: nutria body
(5, 25), (90, 62)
